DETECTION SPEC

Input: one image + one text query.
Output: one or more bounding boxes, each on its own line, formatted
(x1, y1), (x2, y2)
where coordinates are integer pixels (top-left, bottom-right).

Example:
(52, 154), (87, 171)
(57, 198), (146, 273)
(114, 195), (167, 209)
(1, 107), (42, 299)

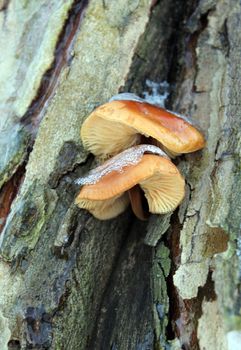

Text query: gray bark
(0, 0), (241, 349)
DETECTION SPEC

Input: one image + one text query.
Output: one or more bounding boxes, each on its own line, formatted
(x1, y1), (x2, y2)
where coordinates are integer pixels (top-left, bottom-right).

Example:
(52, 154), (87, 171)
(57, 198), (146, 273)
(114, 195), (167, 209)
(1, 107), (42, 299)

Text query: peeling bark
(0, 1), (241, 350)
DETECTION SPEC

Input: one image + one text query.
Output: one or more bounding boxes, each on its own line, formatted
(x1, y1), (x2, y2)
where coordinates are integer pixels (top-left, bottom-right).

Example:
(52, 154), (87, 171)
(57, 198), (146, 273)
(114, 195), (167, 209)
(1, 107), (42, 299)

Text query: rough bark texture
(0, 0), (240, 349)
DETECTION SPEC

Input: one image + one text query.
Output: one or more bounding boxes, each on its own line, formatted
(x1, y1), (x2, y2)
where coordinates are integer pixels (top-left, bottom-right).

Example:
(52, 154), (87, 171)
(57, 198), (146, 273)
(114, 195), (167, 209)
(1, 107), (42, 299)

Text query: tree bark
(0, 1), (241, 349)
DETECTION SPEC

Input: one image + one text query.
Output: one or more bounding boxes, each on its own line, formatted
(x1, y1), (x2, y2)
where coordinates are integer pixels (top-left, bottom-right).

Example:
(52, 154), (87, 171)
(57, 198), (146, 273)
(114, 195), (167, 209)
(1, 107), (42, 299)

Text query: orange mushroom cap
(81, 95), (205, 159)
(75, 145), (185, 220)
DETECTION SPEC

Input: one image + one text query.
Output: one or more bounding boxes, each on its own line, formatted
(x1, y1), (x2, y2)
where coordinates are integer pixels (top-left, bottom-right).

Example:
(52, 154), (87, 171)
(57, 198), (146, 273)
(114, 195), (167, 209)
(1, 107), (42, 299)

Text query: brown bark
(0, 1), (241, 349)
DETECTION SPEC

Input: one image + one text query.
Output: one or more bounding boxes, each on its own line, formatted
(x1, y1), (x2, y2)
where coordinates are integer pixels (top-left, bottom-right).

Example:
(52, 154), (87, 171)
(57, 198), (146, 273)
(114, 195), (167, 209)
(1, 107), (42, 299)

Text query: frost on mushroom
(75, 144), (169, 186)
(75, 145), (185, 220)
(110, 93), (144, 103)
(80, 95), (205, 159)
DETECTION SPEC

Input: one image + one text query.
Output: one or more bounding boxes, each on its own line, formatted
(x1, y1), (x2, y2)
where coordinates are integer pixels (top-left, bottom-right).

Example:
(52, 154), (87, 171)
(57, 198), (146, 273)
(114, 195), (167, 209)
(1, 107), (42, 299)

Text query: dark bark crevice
(87, 219), (153, 350)
(0, 163), (26, 235)
(0, 1), (89, 237)
(20, 0), (89, 134)
(0, 0), (10, 12)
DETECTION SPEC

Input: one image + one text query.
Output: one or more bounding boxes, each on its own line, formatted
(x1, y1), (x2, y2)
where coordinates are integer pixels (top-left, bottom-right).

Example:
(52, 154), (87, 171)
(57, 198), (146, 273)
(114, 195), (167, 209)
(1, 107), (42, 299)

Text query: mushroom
(75, 145), (185, 220)
(80, 94), (205, 159)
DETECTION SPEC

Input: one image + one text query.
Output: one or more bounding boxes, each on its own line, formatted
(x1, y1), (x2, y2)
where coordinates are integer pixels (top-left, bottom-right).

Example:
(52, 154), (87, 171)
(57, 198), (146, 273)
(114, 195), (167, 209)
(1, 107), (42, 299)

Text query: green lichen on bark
(152, 242), (171, 348)
(144, 214), (172, 247)
(0, 1), (167, 349)
(0, 311), (11, 350)
(172, 0), (241, 347)
(0, 182), (57, 261)
(213, 1), (241, 333)
(0, 0), (74, 186)
(23, 0), (153, 188)
(0, 125), (29, 188)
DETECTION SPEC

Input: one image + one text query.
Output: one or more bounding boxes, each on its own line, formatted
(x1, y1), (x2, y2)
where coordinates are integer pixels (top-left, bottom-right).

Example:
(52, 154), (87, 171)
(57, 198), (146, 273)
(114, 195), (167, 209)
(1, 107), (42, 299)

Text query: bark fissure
(86, 216), (138, 349)
(0, 164), (26, 235)
(0, 0), (10, 12)
(162, 2), (232, 348)
(21, 0), (88, 134)
(0, 0), (89, 236)
(166, 206), (218, 350)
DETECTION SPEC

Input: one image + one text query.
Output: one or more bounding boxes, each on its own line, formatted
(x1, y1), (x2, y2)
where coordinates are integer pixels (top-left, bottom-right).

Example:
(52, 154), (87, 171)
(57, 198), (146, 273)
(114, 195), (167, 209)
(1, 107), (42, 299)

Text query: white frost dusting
(75, 145), (169, 185)
(110, 81), (170, 108)
(109, 93), (144, 103)
(143, 80), (170, 107)
(143, 80), (195, 124)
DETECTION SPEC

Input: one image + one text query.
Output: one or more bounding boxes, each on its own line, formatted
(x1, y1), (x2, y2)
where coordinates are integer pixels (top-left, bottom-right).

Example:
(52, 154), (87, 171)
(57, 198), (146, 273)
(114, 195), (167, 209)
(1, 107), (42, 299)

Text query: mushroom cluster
(75, 94), (205, 220)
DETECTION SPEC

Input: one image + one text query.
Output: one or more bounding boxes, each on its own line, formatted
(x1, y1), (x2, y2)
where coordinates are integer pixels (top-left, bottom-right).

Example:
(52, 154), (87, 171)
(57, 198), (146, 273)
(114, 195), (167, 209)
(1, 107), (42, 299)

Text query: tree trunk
(0, 0), (240, 349)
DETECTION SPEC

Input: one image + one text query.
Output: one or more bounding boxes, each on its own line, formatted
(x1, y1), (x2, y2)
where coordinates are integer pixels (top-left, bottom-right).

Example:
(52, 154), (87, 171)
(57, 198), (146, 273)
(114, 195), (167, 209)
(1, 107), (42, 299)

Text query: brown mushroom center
(128, 185), (150, 221)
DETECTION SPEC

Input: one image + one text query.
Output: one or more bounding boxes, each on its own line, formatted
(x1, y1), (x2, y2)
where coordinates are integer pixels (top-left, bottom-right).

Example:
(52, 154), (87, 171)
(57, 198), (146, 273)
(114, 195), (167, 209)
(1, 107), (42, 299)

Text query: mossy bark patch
(0, 0), (74, 186)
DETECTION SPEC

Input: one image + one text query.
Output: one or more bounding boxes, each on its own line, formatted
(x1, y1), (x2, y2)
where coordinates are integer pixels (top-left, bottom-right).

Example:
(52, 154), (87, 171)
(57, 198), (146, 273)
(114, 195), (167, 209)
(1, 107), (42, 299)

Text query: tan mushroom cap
(81, 100), (205, 159)
(75, 193), (130, 220)
(75, 154), (185, 220)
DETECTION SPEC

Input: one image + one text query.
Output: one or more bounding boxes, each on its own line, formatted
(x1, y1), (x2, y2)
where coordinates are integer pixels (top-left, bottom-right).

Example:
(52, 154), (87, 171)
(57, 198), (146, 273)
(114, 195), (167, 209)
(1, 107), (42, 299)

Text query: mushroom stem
(128, 185), (149, 221)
